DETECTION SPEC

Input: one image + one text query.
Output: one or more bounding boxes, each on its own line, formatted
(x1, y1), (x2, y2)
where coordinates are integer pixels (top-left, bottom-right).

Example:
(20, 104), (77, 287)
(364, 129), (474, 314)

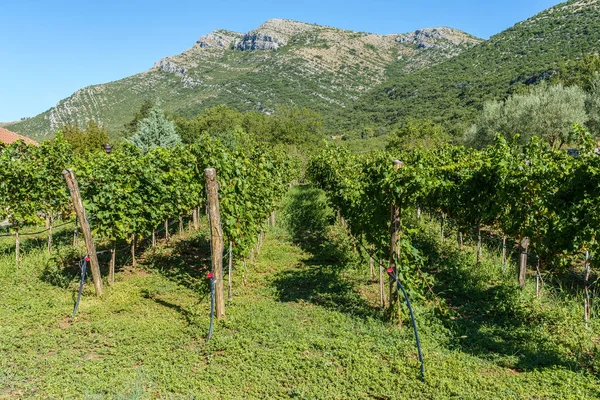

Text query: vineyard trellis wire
(307, 130), (599, 325)
(0, 133), (298, 290)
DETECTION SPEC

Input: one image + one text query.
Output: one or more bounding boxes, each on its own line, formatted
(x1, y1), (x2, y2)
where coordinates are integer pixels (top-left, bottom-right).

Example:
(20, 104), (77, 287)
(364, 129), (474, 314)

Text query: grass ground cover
(0, 186), (599, 399)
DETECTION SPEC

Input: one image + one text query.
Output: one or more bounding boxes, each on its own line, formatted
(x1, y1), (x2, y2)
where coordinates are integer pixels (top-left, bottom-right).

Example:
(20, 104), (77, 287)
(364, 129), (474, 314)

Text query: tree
(386, 118), (450, 152)
(123, 99), (155, 136)
(175, 105), (244, 144)
(585, 76), (600, 137)
(466, 83), (588, 148)
(269, 106), (324, 149)
(553, 53), (600, 91)
(128, 108), (181, 153)
(62, 120), (109, 155)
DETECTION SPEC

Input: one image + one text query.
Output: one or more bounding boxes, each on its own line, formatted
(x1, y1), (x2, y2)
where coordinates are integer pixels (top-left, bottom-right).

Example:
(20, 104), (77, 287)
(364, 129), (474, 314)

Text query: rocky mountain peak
(9, 17), (484, 140)
(195, 30), (241, 49)
(396, 27), (480, 49)
(234, 19), (317, 51)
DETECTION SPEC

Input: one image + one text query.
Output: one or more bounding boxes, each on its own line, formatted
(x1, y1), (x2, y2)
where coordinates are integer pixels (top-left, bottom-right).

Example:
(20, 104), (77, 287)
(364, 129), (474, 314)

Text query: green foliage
(122, 99), (155, 136)
(62, 120), (110, 155)
(586, 76), (600, 135)
(553, 53), (600, 91)
(0, 132), (297, 262)
(175, 105), (244, 144)
(0, 142), (40, 229)
(466, 83), (589, 148)
(188, 136), (299, 256)
(128, 108), (182, 153)
(0, 135), (73, 231)
(269, 106), (325, 149)
(309, 130), (600, 278)
(386, 118), (451, 151)
(1, 224), (597, 398)
(307, 146), (433, 298)
(33, 134), (74, 221)
(175, 105), (326, 154)
(350, 1), (600, 134)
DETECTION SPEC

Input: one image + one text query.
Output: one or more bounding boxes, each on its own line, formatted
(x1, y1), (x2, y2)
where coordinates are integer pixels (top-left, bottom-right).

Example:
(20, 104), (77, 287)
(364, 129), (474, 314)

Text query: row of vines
(308, 131), (600, 316)
(0, 133), (297, 268)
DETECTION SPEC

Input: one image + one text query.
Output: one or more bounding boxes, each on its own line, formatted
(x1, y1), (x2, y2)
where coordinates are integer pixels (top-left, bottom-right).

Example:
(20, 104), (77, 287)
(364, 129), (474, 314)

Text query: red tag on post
(206, 272), (214, 279)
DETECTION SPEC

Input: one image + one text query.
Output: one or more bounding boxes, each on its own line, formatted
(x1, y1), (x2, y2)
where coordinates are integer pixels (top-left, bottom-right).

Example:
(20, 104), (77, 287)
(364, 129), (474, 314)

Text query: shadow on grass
(0, 223), (77, 256)
(271, 264), (384, 320)
(143, 296), (203, 327)
(412, 229), (581, 372)
(272, 185), (384, 321)
(144, 233), (212, 297)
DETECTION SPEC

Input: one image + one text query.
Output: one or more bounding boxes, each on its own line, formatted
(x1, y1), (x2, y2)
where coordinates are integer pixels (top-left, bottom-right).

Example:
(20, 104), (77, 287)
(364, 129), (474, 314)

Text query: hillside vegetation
(7, 20), (479, 141)
(350, 0), (600, 133)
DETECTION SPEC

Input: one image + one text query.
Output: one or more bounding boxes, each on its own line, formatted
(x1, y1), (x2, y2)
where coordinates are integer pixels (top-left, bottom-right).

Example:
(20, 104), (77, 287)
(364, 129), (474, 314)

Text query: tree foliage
(309, 128), (600, 284)
(466, 83), (588, 148)
(129, 108), (181, 153)
(122, 99), (155, 136)
(348, 2), (600, 134)
(386, 118), (450, 152)
(585, 76), (600, 136)
(62, 121), (110, 155)
(175, 105), (325, 152)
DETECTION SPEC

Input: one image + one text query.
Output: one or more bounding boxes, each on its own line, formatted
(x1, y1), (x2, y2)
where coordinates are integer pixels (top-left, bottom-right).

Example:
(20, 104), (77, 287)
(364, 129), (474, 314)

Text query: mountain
(7, 19), (480, 141)
(350, 0), (600, 132)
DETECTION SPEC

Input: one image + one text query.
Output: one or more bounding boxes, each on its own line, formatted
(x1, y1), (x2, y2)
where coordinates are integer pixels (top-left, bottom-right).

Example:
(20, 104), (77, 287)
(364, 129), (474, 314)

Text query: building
(0, 127), (38, 146)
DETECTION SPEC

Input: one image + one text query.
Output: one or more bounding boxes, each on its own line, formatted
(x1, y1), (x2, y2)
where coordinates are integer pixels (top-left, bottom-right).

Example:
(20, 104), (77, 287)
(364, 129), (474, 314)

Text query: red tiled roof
(0, 127), (38, 146)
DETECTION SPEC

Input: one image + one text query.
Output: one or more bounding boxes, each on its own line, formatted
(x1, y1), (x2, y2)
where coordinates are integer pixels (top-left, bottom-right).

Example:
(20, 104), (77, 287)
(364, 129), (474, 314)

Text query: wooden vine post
(584, 251), (591, 327)
(109, 246), (116, 285)
(193, 208), (199, 230)
(131, 234), (136, 267)
(47, 215), (53, 253)
(14, 226), (20, 266)
(62, 169), (103, 297)
(228, 241), (233, 299)
(369, 244), (375, 282)
(389, 160), (403, 325)
(379, 260), (385, 309)
(476, 222), (482, 264)
(205, 168), (225, 319)
(73, 218), (78, 246)
(501, 235), (507, 269)
(519, 237), (529, 288)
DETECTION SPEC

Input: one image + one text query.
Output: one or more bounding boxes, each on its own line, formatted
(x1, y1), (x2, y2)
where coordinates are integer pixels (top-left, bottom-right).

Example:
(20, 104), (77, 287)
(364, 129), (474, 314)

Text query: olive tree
(466, 83), (588, 148)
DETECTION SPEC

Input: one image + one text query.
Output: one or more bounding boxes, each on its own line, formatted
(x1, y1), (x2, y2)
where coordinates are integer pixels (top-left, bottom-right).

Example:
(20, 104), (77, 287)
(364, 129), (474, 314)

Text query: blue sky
(0, 0), (560, 122)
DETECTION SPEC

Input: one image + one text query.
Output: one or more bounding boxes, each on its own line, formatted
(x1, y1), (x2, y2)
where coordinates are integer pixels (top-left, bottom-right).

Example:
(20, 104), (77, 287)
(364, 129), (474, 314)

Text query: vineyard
(0, 133), (295, 286)
(1, 132), (600, 398)
(309, 131), (600, 302)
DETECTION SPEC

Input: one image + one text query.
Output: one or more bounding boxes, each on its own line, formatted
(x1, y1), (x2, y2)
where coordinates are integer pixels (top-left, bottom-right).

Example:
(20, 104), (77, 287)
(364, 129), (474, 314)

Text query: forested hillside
(350, 0), (600, 133)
